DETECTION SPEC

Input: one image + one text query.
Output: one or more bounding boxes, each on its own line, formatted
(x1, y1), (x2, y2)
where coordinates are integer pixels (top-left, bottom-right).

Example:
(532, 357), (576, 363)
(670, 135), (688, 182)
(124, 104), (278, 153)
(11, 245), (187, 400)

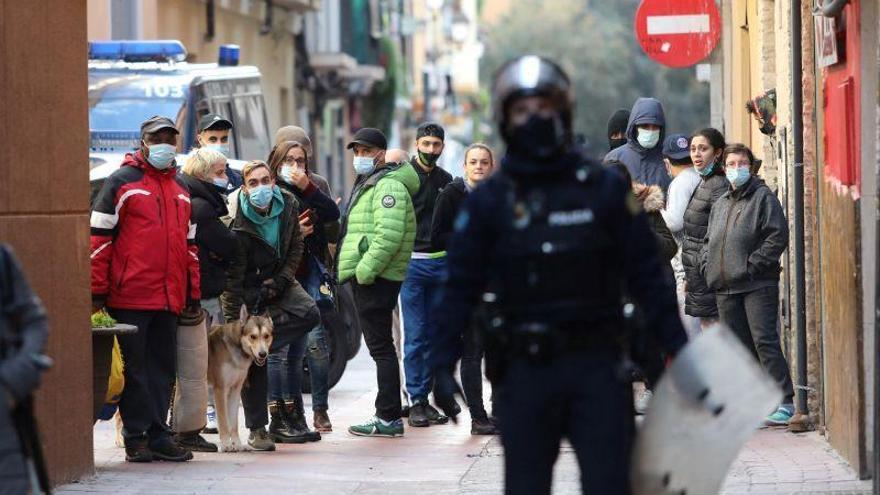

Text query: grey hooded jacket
(604, 97), (671, 191)
(700, 177), (788, 294)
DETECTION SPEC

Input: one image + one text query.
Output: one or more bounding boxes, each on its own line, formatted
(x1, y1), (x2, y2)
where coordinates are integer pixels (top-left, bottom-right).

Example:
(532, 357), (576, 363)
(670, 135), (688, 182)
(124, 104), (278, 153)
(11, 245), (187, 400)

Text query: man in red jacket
(90, 116), (201, 463)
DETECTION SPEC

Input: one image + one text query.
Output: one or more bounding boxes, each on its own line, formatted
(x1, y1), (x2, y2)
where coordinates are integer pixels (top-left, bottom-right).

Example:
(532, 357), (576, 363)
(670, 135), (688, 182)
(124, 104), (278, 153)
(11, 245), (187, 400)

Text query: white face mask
(636, 128), (661, 149)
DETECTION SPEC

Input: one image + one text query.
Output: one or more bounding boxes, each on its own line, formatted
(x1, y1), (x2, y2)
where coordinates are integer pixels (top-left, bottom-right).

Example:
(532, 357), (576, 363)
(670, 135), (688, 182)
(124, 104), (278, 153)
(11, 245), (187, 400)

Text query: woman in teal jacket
(336, 128), (419, 437)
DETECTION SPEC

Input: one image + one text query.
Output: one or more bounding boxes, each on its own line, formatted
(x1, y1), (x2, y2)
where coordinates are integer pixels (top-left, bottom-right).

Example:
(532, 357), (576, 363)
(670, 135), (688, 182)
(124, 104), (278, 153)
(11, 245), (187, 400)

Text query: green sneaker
(764, 405), (794, 427)
(348, 416), (404, 438)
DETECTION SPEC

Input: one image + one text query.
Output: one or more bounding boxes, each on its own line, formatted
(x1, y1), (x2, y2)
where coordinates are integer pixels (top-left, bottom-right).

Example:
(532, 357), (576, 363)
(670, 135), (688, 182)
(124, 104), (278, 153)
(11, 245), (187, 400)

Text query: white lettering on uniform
(548, 209), (594, 227)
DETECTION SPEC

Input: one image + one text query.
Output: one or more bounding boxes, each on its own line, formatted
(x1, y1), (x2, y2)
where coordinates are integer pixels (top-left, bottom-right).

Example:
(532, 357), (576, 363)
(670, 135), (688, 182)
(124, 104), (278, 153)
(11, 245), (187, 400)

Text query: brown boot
(313, 410), (333, 432)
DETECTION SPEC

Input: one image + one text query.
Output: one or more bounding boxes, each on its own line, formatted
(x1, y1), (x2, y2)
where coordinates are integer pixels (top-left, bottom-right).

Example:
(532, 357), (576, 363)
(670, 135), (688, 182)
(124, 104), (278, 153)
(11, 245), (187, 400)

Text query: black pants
(351, 278), (403, 421)
(109, 309), (178, 445)
(461, 324), (492, 418)
(716, 285), (795, 403)
(499, 353), (634, 495)
(241, 306), (321, 430)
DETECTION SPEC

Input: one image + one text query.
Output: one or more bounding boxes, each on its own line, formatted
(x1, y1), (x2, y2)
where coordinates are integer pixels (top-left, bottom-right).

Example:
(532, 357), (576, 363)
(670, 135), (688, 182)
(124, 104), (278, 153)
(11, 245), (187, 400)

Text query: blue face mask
(212, 177), (229, 190)
(726, 166), (751, 188)
(248, 184), (275, 209)
(353, 156), (376, 175)
(206, 144), (230, 157)
(145, 143), (176, 170)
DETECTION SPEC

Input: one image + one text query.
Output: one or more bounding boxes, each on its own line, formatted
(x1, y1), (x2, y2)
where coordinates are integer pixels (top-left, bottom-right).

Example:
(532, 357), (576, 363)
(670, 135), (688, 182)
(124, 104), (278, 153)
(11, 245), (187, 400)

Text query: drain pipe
(789, 0), (811, 432)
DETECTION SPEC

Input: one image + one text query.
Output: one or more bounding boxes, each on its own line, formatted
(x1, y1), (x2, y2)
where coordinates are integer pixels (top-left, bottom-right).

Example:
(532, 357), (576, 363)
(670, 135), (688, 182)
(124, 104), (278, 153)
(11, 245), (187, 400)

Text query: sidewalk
(58, 348), (872, 494)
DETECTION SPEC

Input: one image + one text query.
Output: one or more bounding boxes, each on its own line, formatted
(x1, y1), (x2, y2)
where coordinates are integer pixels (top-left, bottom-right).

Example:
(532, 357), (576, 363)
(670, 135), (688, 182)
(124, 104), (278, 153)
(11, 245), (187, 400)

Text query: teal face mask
(697, 161), (716, 177)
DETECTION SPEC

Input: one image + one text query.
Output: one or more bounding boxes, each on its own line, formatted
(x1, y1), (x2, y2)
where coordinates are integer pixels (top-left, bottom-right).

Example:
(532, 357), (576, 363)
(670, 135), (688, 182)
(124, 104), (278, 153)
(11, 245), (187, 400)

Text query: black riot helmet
(492, 55), (574, 159)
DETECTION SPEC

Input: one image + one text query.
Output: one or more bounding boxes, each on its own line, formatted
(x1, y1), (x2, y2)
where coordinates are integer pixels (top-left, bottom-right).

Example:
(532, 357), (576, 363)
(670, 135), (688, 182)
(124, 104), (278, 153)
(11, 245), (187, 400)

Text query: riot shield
(631, 324), (783, 495)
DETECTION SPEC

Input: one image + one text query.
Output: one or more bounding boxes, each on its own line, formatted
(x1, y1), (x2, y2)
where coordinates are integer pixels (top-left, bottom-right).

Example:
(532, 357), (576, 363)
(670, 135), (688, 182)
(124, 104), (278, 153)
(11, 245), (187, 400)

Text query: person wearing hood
(266, 139), (340, 434)
(605, 159), (676, 415)
(603, 97), (671, 191)
(430, 143), (498, 435)
(700, 143), (794, 426)
(432, 56), (686, 494)
(681, 128), (729, 329)
(221, 160), (322, 450)
(606, 108), (630, 151)
(336, 128), (420, 438)
(176, 147), (239, 452)
(90, 116), (200, 463)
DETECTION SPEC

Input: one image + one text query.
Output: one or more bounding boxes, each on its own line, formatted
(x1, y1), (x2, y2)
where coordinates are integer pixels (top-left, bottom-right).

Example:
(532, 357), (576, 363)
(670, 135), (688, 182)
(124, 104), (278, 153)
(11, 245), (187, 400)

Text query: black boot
(174, 431), (218, 453)
(269, 400), (307, 444)
(124, 435), (153, 463)
(285, 400), (321, 442)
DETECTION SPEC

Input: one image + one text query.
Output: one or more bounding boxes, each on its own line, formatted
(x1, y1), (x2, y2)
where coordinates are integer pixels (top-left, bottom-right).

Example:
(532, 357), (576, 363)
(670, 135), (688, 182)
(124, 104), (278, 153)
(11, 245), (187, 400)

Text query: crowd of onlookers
(604, 98), (794, 425)
(87, 112), (503, 462)
(83, 91), (794, 463)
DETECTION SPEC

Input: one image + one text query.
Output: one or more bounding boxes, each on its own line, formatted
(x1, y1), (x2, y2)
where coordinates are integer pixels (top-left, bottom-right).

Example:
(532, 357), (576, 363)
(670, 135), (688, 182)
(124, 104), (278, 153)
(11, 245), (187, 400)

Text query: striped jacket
(90, 152), (200, 314)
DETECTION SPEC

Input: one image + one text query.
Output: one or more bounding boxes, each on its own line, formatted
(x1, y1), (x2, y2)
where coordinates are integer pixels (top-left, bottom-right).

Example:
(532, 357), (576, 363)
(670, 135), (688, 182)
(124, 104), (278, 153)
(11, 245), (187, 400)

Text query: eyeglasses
(283, 156), (306, 166)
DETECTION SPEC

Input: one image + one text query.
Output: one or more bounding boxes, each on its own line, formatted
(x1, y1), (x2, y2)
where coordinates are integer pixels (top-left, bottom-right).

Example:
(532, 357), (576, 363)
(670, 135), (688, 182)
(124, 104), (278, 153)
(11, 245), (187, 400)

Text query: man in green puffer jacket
(336, 128), (420, 438)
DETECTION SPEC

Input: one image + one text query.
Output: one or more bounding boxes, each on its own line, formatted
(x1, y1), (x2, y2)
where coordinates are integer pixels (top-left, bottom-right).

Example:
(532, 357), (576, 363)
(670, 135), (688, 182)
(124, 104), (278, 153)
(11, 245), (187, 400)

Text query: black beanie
(607, 109), (630, 138)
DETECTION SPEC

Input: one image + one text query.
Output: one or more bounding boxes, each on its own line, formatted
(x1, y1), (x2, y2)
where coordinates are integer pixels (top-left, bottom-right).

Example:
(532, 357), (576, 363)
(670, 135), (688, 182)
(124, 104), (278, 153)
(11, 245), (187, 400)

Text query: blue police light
(89, 40), (187, 62)
(218, 44), (240, 66)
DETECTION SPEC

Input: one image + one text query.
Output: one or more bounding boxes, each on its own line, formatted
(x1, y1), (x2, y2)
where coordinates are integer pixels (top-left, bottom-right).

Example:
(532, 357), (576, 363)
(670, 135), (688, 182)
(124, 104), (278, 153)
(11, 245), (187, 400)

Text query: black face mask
(507, 114), (567, 160)
(418, 150), (442, 166)
(609, 137), (627, 150)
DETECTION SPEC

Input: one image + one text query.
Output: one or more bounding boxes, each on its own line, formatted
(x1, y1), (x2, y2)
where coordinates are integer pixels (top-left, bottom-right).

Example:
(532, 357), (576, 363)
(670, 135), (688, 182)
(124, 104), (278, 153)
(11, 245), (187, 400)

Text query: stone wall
(0, 0), (94, 485)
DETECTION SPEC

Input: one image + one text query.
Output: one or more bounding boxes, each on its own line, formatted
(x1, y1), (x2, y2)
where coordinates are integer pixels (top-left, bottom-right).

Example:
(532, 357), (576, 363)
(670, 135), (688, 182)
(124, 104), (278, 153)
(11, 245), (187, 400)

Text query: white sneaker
(634, 389), (653, 416)
(204, 405), (218, 433)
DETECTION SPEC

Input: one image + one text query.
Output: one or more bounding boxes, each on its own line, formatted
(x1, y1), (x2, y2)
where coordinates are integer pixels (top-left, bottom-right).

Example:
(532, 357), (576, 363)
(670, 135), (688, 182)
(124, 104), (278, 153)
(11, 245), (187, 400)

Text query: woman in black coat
(681, 128), (729, 330)
(180, 148), (239, 324)
(430, 143), (497, 435)
(178, 148), (240, 452)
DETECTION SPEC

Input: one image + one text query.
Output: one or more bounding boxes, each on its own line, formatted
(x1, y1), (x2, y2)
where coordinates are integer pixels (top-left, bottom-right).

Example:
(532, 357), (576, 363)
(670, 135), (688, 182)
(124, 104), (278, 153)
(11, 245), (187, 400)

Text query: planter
(91, 324), (137, 422)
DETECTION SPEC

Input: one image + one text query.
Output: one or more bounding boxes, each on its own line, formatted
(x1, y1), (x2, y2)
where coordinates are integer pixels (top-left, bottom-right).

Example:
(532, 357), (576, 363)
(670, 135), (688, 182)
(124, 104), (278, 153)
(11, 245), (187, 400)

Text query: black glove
(432, 365), (464, 424)
(260, 278), (288, 302)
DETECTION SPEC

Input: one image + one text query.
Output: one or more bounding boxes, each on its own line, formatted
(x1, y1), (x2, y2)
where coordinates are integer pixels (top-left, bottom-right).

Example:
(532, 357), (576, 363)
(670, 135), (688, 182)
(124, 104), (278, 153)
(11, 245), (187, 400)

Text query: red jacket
(90, 152), (200, 314)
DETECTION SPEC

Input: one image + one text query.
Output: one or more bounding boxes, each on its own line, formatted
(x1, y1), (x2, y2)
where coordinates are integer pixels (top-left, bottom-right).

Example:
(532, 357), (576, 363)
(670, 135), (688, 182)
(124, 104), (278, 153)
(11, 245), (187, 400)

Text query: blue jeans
(267, 333), (308, 404)
(305, 324), (330, 411)
(400, 256), (447, 403)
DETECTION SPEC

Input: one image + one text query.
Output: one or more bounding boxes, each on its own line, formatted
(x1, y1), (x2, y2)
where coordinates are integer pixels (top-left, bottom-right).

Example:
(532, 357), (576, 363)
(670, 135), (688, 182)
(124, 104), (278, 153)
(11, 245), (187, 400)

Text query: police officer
(433, 56), (688, 494)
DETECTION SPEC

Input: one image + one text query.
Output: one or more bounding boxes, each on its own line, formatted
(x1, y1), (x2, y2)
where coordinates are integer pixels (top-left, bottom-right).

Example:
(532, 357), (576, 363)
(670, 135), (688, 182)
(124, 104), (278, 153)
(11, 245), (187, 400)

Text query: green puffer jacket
(337, 162), (420, 285)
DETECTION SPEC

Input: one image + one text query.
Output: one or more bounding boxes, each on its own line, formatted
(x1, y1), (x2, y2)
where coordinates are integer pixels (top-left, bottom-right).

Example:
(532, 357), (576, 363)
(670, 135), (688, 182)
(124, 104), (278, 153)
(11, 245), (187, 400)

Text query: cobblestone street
(56, 349), (871, 494)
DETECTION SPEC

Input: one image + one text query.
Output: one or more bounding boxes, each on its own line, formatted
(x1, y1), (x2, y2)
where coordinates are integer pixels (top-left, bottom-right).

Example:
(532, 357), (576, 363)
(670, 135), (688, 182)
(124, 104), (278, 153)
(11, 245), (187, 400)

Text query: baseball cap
(662, 134), (691, 161)
(140, 116), (179, 137)
(416, 122), (445, 141)
(347, 128), (388, 150)
(198, 113), (233, 133)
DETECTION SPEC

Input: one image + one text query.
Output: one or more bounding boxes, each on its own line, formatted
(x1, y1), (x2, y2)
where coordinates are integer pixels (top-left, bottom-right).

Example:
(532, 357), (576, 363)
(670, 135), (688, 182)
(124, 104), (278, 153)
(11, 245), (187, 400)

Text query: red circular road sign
(635, 0), (721, 68)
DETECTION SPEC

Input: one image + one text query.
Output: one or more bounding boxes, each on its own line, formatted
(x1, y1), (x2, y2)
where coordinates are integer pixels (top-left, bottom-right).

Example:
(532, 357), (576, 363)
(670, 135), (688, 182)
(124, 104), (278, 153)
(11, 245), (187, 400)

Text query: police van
(88, 40), (269, 188)
(88, 40), (361, 389)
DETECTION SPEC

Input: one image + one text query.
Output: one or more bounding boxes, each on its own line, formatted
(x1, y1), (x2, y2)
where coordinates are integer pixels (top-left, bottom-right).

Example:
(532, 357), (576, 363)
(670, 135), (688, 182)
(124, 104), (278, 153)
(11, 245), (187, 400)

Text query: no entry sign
(635, 0), (721, 68)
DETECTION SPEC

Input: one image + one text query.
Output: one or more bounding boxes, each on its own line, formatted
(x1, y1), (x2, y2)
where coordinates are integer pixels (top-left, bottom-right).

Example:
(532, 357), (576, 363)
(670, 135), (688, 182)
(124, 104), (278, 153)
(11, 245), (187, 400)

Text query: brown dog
(207, 305), (273, 452)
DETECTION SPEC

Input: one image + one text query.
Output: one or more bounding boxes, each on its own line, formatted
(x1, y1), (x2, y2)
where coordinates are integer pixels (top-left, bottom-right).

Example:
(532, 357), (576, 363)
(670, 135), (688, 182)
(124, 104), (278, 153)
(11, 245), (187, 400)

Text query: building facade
(715, 0), (880, 478)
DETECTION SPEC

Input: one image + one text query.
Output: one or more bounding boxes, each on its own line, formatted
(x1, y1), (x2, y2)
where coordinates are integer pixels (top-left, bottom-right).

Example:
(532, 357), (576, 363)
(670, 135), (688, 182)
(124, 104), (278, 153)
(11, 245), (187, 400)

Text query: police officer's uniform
(435, 56), (687, 495)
